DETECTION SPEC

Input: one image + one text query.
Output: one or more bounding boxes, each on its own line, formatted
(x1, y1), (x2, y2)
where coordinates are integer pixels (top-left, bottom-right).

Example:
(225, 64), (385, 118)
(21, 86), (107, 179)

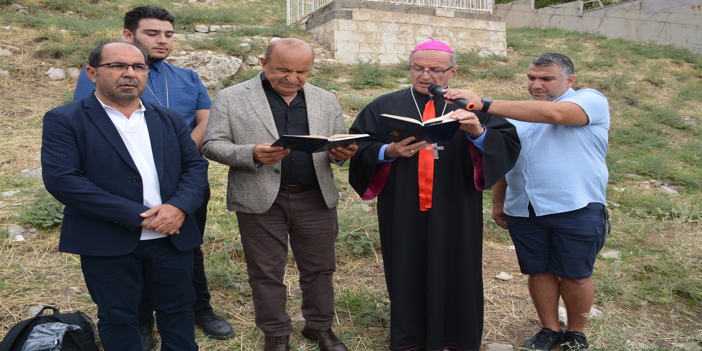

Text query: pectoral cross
(426, 144), (444, 159)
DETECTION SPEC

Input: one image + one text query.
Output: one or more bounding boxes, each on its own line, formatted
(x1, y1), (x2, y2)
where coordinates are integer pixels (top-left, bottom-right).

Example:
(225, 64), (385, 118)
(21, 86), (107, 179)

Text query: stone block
(435, 8), (455, 18)
(383, 34), (401, 44)
(332, 30), (353, 42)
(465, 20), (488, 30)
(486, 20), (505, 31)
(332, 40), (360, 55)
(416, 25), (434, 37)
(406, 14), (432, 25)
(337, 19), (357, 31)
(371, 10), (394, 21)
(309, 2), (509, 64)
(388, 11), (411, 22)
(356, 20), (380, 32)
(432, 27), (453, 39)
(379, 21), (401, 33)
(378, 53), (406, 64)
(385, 43), (416, 58)
(352, 8), (372, 21)
(449, 19), (468, 29)
(430, 17), (453, 28)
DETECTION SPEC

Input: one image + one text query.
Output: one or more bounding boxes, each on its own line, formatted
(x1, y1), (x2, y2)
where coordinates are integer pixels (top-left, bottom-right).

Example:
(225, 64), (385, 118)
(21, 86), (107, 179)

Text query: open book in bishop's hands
(271, 134), (370, 153)
(375, 111), (460, 144)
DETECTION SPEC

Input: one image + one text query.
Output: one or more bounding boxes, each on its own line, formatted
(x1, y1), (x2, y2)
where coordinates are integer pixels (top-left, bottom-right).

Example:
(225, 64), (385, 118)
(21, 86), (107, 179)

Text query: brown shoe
(264, 335), (290, 351)
(301, 326), (349, 351)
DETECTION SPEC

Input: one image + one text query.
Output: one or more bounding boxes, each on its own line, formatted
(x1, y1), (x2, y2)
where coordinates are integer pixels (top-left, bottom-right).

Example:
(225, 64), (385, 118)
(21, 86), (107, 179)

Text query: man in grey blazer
(202, 38), (355, 351)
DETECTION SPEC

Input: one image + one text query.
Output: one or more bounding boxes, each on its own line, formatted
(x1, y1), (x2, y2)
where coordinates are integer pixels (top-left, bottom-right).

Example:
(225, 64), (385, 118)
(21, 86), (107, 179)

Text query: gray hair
(531, 53), (575, 79)
(409, 51), (457, 67)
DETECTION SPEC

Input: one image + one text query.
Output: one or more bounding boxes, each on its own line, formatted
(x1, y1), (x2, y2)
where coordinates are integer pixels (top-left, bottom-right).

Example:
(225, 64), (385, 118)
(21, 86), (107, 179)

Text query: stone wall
(303, 0), (506, 64)
(494, 0), (702, 54)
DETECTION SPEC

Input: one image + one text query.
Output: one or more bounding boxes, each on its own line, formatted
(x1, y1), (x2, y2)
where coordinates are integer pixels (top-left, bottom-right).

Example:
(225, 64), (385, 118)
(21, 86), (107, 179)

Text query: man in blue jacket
(73, 6), (234, 346)
(43, 41), (208, 351)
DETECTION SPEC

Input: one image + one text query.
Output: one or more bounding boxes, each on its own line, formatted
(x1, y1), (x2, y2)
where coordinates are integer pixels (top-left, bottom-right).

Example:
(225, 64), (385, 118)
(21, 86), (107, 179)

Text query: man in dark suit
(73, 7), (234, 346)
(41, 41), (207, 351)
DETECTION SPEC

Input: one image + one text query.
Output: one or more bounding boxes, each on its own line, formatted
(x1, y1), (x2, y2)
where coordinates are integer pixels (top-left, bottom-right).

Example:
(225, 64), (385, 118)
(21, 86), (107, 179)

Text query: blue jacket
(41, 93), (208, 256)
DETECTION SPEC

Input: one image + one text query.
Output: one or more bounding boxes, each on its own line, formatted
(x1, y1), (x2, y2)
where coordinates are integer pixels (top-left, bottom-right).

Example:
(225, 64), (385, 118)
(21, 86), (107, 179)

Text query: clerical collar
(411, 87), (447, 119)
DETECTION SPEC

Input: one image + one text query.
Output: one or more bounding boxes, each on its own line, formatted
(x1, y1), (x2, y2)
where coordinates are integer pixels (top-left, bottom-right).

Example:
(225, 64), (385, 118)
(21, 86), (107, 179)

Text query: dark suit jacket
(41, 93), (208, 256)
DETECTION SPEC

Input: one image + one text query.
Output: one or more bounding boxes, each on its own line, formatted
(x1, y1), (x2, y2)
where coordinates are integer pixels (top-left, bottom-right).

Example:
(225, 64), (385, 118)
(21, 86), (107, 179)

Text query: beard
(132, 37), (170, 63)
(106, 78), (143, 101)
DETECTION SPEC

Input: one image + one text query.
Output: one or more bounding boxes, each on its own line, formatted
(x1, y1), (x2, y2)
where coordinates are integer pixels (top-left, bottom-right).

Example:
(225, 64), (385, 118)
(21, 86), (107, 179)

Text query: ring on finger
(409, 149), (415, 154)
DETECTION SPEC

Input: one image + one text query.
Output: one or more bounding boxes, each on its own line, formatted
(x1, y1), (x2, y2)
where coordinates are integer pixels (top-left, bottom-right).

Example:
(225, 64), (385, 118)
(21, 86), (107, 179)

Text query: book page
(283, 135), (327, 139)
(328, 134), (369, 140)
(423, 111), (455, 125)
(380, 114), (422, 124)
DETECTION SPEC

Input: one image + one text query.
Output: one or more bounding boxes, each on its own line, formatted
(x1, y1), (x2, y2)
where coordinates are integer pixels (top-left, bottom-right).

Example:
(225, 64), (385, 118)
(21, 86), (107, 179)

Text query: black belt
(279, 184), (315, 193)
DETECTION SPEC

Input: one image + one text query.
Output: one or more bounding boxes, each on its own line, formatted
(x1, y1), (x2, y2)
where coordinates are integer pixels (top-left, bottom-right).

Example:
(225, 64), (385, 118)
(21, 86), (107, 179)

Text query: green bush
(349, 59), (395, 89)
(310, 61), (345, 91)
(17, 189), (64, 228)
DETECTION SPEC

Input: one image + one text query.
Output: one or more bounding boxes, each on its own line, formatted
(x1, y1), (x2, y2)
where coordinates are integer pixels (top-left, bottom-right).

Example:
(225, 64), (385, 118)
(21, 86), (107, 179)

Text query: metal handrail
(287, 0), (493, 25)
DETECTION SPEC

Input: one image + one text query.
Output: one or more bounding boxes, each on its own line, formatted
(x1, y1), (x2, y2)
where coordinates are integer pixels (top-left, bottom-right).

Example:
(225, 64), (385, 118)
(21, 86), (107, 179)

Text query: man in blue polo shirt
(73, 6), (234, 349)
(443, 53), (609, 351)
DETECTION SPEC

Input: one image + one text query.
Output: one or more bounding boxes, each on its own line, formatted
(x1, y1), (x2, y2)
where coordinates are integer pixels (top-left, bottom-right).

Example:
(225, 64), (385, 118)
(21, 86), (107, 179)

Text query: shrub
(16, 189), (64, 228)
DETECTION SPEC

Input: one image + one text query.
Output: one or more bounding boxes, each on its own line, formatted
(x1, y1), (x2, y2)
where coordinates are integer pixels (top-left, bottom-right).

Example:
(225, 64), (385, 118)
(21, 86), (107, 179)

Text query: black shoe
(195, 310), (235, 340)
(301, 325), (349, 351)
(523, 328), (564, 350)
(140, 320), (156, 351)
(561, 331), (589, 351)
(264, 335), (290, 351)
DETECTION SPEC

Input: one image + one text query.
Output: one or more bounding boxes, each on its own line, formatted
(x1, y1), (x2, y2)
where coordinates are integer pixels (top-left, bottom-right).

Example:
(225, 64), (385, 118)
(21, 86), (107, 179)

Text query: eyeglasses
(410, 65), (455, 75)
(93, 62), (149, 72)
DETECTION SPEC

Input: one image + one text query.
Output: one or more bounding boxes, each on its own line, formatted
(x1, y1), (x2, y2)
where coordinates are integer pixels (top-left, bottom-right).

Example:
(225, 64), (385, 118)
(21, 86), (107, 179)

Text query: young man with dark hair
(73, 6), (234, 349)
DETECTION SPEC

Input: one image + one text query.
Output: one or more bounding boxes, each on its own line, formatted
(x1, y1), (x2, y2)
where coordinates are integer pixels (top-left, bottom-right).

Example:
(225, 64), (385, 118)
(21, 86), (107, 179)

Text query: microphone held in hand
(428, 85), (476, 110)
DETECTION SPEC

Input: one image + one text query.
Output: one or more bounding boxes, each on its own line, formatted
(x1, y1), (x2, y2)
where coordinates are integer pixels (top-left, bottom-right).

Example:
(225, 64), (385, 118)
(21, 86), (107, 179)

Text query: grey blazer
(202, 73), (346, 214)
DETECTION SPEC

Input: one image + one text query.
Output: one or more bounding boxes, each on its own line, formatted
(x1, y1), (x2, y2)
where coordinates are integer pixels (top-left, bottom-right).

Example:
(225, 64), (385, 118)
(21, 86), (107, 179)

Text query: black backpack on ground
(0, 306), (99, 351)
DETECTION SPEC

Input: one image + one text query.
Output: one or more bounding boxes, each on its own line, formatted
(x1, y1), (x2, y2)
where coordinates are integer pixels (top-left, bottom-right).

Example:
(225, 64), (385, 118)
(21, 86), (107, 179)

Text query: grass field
(1, 1), (701, 350)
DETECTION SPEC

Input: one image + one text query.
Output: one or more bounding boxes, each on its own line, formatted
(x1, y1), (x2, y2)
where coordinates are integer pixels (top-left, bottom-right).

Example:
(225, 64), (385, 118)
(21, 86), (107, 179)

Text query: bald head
(264, 38), (314, 62)
(261, 38), (315, 99)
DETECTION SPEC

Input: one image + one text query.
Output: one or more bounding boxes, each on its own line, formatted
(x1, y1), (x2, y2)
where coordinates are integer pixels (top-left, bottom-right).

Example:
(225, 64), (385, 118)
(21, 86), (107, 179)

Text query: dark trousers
(139, 185), (212, 324)
(236, 188), (338, 336)
(81, 238), (198, 351)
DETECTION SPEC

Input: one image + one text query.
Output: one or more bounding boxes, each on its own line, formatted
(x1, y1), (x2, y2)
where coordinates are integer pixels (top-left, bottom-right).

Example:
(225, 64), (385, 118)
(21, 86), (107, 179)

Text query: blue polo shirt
(73, 60), (211, 132)
(504, 88), (609, 217)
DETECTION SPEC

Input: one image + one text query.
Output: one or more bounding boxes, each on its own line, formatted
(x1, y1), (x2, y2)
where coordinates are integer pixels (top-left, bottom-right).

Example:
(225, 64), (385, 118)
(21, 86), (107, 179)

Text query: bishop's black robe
(349, 88), (520, 351)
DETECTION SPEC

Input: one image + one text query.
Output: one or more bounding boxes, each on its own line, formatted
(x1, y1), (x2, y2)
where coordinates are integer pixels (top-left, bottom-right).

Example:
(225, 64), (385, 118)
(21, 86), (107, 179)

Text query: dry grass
(2, 21), (702, 351)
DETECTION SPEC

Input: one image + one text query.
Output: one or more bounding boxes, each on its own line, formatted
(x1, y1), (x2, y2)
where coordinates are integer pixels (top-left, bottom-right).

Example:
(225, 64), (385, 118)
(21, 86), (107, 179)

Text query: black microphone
(428, 85), (475, 110)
